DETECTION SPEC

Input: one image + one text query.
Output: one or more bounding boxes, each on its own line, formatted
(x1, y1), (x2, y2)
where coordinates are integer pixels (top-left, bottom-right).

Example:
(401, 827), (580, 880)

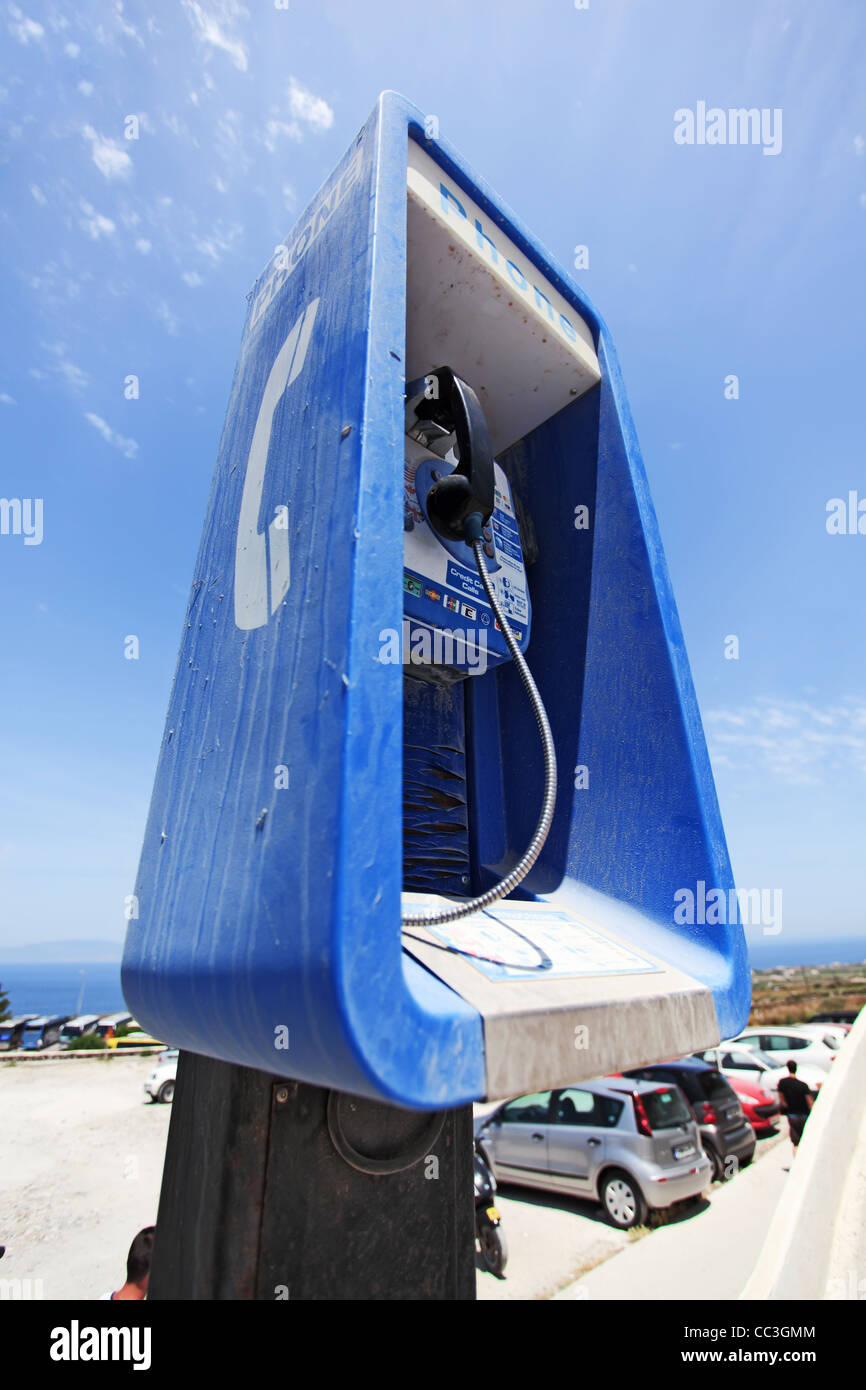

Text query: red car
(727, 1076), (780, 1136)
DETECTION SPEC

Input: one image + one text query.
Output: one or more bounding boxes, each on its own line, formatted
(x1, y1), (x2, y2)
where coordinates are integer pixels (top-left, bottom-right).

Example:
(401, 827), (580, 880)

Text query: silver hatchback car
(477, 1078), (711, 1228)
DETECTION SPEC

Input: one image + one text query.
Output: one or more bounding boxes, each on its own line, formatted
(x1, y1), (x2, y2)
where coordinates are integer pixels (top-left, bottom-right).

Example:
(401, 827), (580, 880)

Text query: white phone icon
(234, 297), (320, 631)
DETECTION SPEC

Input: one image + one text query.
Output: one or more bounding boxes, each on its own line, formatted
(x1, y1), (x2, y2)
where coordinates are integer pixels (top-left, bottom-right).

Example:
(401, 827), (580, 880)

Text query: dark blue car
(622, 1056), (756, 1182)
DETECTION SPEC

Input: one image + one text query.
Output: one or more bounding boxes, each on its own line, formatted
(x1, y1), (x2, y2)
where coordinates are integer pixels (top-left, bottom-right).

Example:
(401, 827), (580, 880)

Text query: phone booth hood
(122, 92), (750, 1109)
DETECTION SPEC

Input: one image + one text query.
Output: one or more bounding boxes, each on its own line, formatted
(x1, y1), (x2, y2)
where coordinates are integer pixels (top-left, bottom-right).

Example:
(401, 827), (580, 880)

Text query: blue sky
(0, 0), (864, 958)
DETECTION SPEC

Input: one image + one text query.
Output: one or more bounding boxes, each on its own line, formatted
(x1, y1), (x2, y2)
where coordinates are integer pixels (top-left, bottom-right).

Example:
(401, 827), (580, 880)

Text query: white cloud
(263, 83), (334, 150)
(78, 80), (94, 96)
(855, 134), (864, 156)
(30, 183), (46, 204)
(65, 41), (80, 56)
(135, 237), (152, 254)
(42, 342), (89, 392)
(84, 411), (138, 459)
(194, 220), (243, 263)
(214, 108), (252, 172)
(82, 124), (132, 180)
(22, 260), (90, 306)
(8, 5), (44, 44)
(57, 360), (88, 390)
(182, 270), (203, 286)
(92, 1), (143, 48)
(0, 392), (16, 405)
(79, 199), (116, 239)
(113, 1), (141, 44)
(264, 118), (298, 151)
(182, 1), (248, 71)
(287, 77), (333, 132)
(705, 697), (866, 785)
(155, 300), (180, 335)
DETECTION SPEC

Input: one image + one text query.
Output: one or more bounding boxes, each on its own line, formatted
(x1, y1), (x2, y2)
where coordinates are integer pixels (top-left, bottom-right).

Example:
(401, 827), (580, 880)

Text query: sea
(1, 935), (864, 1018)
(746, 936), (865, 971)
(0, 962), (126, 1019)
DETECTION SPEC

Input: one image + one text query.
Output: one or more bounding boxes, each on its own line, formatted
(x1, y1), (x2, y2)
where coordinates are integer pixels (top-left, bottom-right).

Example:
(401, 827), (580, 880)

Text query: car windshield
(641, 1087), (691, 1131)
(750, 1050), (778, 1068)
(697, 1070), (735, 1102)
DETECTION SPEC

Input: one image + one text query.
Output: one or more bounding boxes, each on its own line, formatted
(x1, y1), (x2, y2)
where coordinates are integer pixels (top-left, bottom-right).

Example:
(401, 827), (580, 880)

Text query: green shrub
(66, 1033), (108, 1051)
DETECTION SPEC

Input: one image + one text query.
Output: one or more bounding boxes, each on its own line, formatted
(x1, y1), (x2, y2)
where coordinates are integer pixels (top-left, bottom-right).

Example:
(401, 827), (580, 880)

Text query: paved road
(477, 1131), (788, 1301)
(557, 1132), (790, 1301)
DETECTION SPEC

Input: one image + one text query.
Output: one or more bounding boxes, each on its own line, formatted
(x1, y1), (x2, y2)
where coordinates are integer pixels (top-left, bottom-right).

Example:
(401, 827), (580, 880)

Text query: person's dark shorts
(788, 1113), (807, 1146)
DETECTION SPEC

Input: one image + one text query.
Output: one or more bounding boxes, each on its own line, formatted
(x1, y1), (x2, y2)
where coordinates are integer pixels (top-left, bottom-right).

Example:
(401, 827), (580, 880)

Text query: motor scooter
(474, 1143), (508, 1276)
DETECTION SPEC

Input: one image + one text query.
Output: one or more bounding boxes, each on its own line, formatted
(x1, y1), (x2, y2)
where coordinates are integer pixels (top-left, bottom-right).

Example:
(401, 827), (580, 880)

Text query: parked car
(476, 1078), (711, 1229)
(789, 1022), (849, 1051)
(694, 1046), (825, 1099)
(18, 1015), (70, 1050)
(0, 1015), (38, 1050)
(144, 1049), (178, 1103)
(809, 1011), (858, 1026)
(732, 1027), (837, 1075)
(622, 1058), (755, 1182)
(94, 1012), (132, 1038)
(723, 1076), (780, 1136)
(60, 1015), (100, 1045)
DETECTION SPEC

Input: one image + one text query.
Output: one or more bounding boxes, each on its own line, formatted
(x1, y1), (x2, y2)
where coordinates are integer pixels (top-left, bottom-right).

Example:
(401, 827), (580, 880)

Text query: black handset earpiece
(413, 367), (495, 545)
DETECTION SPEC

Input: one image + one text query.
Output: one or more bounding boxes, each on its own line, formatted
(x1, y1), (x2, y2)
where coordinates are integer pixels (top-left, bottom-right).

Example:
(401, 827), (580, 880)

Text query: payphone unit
(122, 93), (750, 1108)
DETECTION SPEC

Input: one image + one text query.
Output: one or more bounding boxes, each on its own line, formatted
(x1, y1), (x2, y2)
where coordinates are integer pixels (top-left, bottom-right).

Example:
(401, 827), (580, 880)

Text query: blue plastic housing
(122, 92), (750, 1108)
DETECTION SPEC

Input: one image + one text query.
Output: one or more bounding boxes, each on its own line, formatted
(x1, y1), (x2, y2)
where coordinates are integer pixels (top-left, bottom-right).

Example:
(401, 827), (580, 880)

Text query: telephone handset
(413, 367), (494, 544)
(403, 367), (532, 676)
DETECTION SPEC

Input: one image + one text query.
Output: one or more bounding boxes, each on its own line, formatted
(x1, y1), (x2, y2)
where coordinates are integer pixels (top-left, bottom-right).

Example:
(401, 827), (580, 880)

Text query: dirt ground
(1, 1056), (170, 1300)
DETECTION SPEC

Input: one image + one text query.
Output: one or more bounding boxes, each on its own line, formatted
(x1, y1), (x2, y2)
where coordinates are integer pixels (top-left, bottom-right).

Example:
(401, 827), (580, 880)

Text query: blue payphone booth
(122, 92), (750, 1109)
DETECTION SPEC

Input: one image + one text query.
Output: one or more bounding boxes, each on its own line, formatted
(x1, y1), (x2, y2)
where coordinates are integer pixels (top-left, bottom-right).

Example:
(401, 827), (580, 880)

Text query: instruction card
(404, 900), (661, 982)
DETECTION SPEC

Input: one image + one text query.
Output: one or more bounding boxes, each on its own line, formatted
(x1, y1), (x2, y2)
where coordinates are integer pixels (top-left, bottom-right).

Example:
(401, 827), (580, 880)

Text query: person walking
(777, 1060), (814, 1153)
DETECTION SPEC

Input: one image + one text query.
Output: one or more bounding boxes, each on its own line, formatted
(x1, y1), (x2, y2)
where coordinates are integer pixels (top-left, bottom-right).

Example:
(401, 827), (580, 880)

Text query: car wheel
(705, 1146), (723, 1182)
(157, 1080), (175, 1104)
(600, 1170), (647, 1229)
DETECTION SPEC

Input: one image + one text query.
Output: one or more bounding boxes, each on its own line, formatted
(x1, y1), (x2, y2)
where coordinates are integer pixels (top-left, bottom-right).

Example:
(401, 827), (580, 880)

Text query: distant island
(0, 938), (124, 964)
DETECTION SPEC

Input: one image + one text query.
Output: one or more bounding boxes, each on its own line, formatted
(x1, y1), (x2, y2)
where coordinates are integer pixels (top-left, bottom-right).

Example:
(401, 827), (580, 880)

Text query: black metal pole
(149, 1050), (476, 1300)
